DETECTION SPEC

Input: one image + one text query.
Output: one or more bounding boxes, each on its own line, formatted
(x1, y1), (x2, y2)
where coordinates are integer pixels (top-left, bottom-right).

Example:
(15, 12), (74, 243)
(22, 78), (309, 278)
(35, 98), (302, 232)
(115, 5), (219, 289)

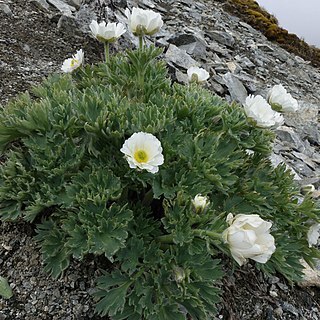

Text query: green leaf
(95, 270), (132, 316)
(35, 219), (71, 278)
(0, 276), (13, 299)
(157, 305), (185, 320)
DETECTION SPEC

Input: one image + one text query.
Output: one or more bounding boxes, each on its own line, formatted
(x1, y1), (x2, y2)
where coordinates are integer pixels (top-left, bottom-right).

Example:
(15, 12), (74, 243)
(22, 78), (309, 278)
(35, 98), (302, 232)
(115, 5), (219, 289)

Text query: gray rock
(64, 0), (82, 8)
(168, 33), (207, 58)
(257, 43), (274, 52)
(222, 72), (247, 104)
(75, 4), (96, 33)
(47, 0), (76, 16)
(281, 302), (300, 317)
(284, 103), (320, 145)
(210, 81), (225, 95)
(269, 153), (301, 180)
(165, 44), (198, 70)
(300, 258), (320, 288)
(207, 30), (235, 47)
(0, 4), (13, 16)
(238, 56), (255, 69)
(30, 0), (50, 10)
(112, 0), (128, 9)
(275, 126), (307, 153)
(57, 14), (79, 32)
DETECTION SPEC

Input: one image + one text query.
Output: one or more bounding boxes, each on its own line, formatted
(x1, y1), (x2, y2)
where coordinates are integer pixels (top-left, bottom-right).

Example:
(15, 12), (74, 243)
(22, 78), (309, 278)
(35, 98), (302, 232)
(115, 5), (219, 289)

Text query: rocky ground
(0, 0), (320, 319)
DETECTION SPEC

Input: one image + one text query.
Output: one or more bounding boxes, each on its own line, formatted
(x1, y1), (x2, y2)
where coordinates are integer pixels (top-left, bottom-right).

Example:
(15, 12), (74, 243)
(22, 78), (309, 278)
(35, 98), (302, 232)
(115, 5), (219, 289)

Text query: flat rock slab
(47, 0), (75, 15)
(299, 259), (320, 288)
(223, 72), (247, 104)
(165, 44), (198, 70)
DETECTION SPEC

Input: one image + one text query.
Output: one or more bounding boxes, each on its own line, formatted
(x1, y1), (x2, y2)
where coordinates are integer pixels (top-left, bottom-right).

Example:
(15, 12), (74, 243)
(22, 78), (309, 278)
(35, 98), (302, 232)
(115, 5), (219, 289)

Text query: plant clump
(0, 7), (319, 319)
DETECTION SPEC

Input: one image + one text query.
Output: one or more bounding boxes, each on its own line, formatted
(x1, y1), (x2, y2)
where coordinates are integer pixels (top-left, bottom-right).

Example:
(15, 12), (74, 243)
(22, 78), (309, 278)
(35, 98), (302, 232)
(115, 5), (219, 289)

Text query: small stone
(22, 44), (31, 52)
(281, 301), (299, 316)
(269, 290), (278, 298)
(0, 4), (13, 16)
(277, 283), (288, 291)
(274, 307), (283, 317)
(1, 244), (12, 251)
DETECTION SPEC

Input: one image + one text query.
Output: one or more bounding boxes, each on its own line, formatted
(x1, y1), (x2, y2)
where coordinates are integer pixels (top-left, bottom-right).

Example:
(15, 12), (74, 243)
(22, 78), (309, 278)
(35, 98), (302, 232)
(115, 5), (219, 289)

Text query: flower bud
(173, 266), (186, 283)
(192, 194), (209, 212)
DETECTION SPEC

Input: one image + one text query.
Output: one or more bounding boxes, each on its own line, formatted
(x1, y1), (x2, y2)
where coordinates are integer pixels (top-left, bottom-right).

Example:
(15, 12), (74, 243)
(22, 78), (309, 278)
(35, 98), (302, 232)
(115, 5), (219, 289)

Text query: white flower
(267, 84), (299, 112)
(243, 95), (284, 128)
(223, 213), (276, 266)
(89, 20), (126, 43)
(192, 194), (209, 212)
(307, 223), (320, 247)
(120, 132), (164, 174)
(125, 7), (163, 36)
(61, 49), (84, 73)
(187, 66), (210, 83)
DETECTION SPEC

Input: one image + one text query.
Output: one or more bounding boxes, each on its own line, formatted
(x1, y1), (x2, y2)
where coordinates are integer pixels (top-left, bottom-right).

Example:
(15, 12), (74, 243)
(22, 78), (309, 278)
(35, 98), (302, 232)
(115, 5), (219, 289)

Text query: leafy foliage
(0, 46), (319, 318)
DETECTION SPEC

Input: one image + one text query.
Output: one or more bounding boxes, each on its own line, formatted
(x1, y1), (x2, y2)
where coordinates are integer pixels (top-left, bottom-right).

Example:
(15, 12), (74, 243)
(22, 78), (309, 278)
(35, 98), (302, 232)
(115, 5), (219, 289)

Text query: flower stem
(157, 229), (222, 244)
(142, 189), (154, 206)
(104, 42), (109, 63)
(139, 36), (144, 50)
(193, 229), (222, 240)
(157, 234), (174, 243)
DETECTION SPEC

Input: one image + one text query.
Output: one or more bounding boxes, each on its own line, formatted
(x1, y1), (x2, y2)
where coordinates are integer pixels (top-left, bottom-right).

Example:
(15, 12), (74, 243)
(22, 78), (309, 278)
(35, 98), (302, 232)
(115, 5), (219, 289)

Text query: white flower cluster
(243, 84), (299, 128)
(61, 7), (164, 72)
(244, 95), (284, 128)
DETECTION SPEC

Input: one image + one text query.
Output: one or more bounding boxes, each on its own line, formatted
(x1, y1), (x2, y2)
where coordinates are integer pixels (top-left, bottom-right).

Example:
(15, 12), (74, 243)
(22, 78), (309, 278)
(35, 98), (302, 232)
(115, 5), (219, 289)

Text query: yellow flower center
(134, 149), (149, 163)
(71, 58), (78, 67)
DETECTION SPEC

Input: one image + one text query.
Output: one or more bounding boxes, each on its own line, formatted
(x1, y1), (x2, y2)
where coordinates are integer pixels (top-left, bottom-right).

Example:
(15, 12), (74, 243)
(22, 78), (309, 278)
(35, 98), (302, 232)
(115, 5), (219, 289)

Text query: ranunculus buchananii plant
(0, 7), (319, 320)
